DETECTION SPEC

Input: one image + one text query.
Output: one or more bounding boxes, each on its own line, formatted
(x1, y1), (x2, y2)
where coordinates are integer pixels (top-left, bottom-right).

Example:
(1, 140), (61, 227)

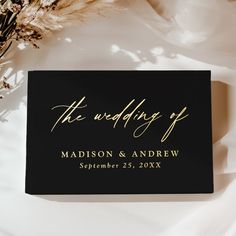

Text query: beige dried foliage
(0, 0), (117, 98)
(16, 0), (117, 47)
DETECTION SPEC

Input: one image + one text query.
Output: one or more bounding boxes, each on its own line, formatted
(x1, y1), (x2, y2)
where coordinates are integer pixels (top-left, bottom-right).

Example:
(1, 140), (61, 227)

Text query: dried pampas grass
(16, 0), (117, 47)
(0, 0), (117, 98)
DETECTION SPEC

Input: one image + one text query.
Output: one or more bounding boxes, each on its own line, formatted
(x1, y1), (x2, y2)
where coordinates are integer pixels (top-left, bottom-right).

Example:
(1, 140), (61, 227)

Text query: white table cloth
(0, 1), (236, 235)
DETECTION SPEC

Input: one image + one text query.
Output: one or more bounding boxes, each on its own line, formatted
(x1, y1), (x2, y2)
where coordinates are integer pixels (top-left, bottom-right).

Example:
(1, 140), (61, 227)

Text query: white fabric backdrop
(0, 1), (236, 235)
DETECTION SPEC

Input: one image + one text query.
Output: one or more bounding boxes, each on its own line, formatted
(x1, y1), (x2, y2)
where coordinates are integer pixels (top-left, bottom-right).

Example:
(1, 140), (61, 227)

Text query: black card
(26, 71), (213, 194)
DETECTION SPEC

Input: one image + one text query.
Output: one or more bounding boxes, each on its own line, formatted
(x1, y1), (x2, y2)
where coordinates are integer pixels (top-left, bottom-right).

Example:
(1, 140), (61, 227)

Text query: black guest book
(25, 71), (214, 194)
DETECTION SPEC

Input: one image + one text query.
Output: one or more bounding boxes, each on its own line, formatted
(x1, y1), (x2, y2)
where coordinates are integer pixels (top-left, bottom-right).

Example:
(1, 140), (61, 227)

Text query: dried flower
(0, 0), (117, 99)
(11, 3), (22, 13)
(16, 0), (117, 48)
(0, 76), (10, 89)
(0, 76), (11, 98)
(40, 0), (58, 7)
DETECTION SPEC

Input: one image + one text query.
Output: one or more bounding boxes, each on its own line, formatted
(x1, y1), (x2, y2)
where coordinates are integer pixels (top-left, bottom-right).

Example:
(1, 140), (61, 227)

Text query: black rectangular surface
(26, 71), (213, 194)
